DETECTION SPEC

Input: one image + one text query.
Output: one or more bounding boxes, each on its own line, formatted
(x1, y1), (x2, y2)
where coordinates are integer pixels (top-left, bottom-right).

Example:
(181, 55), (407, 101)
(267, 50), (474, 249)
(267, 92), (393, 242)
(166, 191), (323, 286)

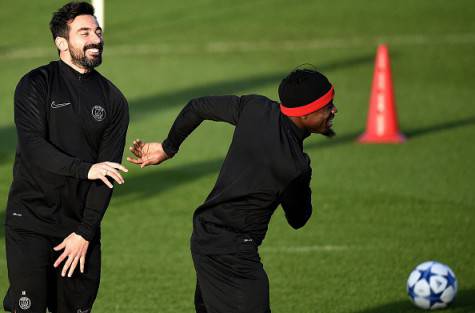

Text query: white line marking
(1, 33), (475, 60)
(261, 245), (352, 253)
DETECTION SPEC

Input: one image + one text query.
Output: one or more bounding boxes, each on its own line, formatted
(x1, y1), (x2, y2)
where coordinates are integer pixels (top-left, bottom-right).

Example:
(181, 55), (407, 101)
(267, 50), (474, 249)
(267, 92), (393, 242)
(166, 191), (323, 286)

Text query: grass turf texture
(1, 0), (475, 312)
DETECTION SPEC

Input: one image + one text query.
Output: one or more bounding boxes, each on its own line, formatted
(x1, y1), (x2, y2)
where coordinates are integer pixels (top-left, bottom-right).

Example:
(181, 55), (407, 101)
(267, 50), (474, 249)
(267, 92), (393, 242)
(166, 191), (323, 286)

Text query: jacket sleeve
(76, 94), (129, 241)
(14, 72), (92, 179)
(162, 95), (247, 156)
(280, 169), (313, 229)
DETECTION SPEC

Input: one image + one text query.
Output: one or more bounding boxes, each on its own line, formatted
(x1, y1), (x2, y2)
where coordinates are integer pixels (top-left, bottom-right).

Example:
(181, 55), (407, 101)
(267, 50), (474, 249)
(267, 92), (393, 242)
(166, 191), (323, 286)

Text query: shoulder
(17, 62), (55, 86)
(240, 94), (279, 112)
(15, 62), (57, 96)
(241, 94), (275, 104)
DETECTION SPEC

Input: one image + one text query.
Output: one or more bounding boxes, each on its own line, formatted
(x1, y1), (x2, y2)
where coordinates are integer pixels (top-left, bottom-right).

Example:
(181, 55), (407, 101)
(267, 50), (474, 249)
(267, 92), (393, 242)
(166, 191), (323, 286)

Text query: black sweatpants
(192, 241), (271, 313)
(3, 225), (101, 313)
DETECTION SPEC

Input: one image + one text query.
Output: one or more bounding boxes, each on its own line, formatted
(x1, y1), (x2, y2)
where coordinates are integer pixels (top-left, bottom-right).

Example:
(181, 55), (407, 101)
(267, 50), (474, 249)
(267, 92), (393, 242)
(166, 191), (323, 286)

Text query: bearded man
(3, 2), (129, 312)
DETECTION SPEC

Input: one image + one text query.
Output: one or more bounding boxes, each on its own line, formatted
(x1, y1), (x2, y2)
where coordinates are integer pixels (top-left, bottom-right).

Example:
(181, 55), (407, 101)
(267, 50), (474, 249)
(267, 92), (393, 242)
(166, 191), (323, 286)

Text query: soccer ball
(407, 261), (458, 310)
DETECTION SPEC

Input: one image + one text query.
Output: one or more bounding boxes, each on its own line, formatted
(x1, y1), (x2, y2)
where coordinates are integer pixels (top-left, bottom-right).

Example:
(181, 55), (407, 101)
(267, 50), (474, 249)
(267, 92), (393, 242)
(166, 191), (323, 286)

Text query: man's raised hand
(127, 139), (170, 168)
(87, 161), (128, 188)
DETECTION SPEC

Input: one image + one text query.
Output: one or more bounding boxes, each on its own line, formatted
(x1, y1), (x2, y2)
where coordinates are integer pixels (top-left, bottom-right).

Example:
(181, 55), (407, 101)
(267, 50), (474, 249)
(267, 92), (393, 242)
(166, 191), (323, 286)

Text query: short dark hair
(49, 1), (95, 40)
(278, 68), (332, 107)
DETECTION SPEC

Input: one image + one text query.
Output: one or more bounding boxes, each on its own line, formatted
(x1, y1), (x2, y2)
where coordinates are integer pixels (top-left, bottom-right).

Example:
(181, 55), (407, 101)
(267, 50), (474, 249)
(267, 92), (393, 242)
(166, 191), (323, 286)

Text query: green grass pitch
(1, 1), (474, 312)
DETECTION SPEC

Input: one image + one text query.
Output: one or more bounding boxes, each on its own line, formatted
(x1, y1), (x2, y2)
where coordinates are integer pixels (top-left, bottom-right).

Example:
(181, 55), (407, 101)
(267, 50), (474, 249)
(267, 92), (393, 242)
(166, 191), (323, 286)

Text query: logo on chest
(91, 105), (106, 122)
(51, 101), (71, 109)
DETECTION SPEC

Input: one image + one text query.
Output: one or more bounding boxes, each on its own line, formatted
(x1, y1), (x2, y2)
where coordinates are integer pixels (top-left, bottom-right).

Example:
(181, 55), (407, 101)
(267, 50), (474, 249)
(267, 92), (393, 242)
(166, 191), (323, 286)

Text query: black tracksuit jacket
(162, 95), (313, 255)
(5, 60), (129, 241)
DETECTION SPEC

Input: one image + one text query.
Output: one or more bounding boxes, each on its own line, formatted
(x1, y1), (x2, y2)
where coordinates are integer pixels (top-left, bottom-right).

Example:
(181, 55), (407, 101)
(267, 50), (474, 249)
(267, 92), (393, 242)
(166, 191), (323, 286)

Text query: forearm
(77, 153), (124, 241)
(77, 182), (113, 241)
(162, 102), (204, 156)
(17, 132), (92, 178)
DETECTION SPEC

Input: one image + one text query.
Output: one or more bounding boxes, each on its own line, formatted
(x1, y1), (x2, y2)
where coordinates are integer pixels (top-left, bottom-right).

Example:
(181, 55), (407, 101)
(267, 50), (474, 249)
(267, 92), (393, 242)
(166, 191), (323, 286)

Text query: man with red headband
(128, 68), (337, 313)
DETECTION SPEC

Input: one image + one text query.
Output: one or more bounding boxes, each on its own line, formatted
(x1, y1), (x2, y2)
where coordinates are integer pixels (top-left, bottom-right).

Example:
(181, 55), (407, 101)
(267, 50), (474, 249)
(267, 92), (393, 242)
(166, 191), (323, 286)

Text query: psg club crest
(91, 105), (106, 122)
(19, 291), (31, 310)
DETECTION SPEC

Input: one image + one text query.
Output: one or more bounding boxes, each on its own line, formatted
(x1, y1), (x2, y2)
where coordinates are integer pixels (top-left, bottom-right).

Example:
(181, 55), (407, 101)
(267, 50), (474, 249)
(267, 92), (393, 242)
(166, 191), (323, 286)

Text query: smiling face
(301, 101), (338, 137)
(56, 14), (103, 72)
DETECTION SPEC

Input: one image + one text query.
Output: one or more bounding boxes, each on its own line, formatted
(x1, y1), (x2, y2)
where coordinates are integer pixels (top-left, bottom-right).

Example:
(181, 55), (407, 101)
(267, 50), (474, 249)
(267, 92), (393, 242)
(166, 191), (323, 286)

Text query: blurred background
(1, 1), (474, 312)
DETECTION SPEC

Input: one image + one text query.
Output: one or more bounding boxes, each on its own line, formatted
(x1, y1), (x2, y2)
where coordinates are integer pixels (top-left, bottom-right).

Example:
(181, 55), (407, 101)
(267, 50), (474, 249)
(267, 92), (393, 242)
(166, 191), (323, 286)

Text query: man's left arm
(54, 95), (129, 276)
(79, 96), (129, 241)
(280, 169), (313, 229)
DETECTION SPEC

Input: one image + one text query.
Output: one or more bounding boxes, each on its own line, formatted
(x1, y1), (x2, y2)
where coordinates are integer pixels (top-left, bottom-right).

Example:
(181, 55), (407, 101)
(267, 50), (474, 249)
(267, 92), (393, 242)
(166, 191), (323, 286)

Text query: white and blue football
(407, 261), (458, 310)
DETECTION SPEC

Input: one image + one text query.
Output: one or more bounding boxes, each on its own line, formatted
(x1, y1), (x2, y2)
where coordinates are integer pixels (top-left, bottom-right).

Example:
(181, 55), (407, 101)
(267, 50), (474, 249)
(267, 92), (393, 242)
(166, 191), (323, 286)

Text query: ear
(55, 37), (68, 52)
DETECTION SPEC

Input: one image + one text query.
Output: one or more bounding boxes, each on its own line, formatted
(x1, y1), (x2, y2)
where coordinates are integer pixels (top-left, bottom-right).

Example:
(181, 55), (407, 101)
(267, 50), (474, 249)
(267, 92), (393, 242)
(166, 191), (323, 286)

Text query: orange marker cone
(358, 44), (405, 143)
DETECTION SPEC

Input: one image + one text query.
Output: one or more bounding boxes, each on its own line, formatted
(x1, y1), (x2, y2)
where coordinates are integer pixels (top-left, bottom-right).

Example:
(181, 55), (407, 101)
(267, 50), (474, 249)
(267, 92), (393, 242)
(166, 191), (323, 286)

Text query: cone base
(358, 132), (406, 144)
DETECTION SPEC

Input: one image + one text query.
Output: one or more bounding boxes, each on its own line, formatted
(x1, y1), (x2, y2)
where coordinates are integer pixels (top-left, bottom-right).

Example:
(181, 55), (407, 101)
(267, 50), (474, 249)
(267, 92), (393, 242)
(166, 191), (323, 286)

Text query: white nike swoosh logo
(51, 101), (71, 109)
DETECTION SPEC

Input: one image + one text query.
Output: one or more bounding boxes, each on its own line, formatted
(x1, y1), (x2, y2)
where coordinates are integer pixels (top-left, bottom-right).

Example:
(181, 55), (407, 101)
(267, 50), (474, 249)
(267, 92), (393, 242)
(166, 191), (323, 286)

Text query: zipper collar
(58, 60), (96, 81)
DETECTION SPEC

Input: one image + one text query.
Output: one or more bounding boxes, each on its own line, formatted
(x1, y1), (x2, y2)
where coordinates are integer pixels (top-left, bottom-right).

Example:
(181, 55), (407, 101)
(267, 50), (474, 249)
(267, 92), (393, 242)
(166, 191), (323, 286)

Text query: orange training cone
(358, 44), (405, 143)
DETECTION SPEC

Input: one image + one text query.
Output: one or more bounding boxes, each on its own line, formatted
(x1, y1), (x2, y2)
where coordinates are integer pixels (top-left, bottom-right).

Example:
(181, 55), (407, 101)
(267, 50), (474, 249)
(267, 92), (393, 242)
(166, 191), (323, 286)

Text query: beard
(321, 114), (336, 137)
(321, 128), (336, 138)
(69, 42), (103, 70)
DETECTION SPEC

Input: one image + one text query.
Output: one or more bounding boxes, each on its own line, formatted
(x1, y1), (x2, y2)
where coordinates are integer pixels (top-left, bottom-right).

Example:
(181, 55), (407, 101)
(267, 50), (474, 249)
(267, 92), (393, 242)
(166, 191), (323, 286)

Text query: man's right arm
(128, 95), (248, 167)
(162, 95), (247, 157)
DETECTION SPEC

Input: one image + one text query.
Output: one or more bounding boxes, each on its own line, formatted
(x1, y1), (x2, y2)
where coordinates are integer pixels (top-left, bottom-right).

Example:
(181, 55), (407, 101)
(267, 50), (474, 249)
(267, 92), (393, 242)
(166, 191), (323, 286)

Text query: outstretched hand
(127, 139), (170, 168)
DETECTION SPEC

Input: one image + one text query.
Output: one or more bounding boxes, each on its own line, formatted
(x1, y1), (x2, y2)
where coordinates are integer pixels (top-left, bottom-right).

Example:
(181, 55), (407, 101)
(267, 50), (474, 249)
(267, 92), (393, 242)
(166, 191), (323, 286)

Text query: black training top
(5, 60), (129, 241)
(162, 95), (313, 255)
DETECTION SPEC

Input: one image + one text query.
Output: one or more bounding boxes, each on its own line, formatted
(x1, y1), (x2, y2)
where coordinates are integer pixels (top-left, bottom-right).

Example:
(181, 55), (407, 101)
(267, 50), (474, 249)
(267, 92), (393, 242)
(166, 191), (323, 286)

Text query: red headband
(280, 86), (334, 117)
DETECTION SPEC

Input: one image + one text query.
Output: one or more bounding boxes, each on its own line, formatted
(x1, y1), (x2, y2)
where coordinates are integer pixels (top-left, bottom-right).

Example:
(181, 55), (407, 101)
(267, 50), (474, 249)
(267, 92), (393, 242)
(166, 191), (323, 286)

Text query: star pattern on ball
(407, 261), (457, 310)
(446, 271), (457, 288)
(419, 267), (434, 282)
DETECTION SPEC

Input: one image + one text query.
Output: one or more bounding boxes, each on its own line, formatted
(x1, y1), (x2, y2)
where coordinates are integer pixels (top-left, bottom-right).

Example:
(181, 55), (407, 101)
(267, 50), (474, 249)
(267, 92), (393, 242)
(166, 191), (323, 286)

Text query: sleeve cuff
(77, 162), (93, 179)
(76, 222), (96, 241)
(162, 139), (177, 158)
